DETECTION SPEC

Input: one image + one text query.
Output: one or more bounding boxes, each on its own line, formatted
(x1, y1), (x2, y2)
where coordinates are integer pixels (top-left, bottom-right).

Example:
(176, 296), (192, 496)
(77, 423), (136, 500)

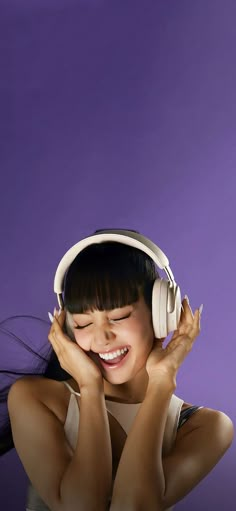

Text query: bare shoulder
(177, 401), (234, 448)
(8, 375), (71, 425)
(7, 376), (77, 510)
(162, 403), (234, 509)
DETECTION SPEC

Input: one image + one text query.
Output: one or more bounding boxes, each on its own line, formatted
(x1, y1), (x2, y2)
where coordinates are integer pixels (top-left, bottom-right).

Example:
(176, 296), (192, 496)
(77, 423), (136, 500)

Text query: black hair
(64, 242), (159, 313)
(0, 316), (71, 457)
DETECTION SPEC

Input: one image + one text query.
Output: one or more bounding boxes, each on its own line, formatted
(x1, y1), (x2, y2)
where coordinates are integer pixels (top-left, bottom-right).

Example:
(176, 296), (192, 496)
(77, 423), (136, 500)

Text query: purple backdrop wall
(1, 1), (235, 509)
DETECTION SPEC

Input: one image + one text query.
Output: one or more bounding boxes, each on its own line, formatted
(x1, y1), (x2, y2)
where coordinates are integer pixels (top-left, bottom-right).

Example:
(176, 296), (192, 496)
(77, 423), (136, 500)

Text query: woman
(6, 229), (234, 511)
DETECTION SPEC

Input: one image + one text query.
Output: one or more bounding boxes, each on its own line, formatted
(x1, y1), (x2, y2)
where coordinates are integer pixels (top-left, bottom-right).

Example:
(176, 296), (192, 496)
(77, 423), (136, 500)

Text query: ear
(64, 310), (76, 342)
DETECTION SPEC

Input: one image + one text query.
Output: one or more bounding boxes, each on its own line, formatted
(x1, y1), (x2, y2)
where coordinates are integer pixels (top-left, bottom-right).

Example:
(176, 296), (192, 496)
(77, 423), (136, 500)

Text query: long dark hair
(0, 241), (158, 456)
(0, 316), (71, 456)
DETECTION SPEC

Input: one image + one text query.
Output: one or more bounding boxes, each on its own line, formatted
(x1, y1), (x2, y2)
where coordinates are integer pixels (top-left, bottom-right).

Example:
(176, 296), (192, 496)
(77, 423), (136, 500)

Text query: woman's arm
(110, 299), (234, 510)
(9, 306), (113, 511)
(59, 383), (112, 511)
(110, 375), (175, 510)
(8, 378), (112, 511)
(49, 310), (113, 511)
(162, 405), (234, 509)
(110, 373), (233, 511)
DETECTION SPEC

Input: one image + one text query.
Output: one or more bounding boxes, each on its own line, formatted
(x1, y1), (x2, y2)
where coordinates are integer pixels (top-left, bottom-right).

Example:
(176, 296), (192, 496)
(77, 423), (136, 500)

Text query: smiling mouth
(98, 348), (130, 367)
(99, 346), (129, 361)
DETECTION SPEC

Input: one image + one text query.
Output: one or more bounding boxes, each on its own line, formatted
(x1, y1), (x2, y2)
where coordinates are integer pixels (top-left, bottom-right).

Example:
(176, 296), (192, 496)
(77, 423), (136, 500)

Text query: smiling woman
(4, 229), (234, 511)
(72, 306), (134, 370)
(65, 293), (157, 392)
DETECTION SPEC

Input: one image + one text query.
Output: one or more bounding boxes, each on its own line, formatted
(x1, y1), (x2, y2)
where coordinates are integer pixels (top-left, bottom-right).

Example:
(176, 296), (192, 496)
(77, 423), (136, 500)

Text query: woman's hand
(48, 309), (103, 390)
(146, 297), (202, 384)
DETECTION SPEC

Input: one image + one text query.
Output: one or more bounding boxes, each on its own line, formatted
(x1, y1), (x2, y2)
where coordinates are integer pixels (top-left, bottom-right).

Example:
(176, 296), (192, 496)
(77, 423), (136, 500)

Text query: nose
(93, 323), (116, 349)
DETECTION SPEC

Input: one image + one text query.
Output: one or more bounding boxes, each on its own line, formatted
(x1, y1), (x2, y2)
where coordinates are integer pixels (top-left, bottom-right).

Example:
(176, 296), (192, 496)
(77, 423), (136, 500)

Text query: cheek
(73, 331), (91, 351)
(127, 319), (153, 345)
(137, 320), (155, 348)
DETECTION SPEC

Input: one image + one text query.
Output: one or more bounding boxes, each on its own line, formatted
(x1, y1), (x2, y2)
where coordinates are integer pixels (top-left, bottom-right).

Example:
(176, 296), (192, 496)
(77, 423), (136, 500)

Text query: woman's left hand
(146, 297), (202, 383)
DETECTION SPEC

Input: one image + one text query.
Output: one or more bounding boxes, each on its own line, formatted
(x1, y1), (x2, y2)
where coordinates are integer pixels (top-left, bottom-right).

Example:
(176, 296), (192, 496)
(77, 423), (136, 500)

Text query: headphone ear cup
(152, 279), (168, 338)
(167, 284), (181, 334)
(152, 279), (181, 338)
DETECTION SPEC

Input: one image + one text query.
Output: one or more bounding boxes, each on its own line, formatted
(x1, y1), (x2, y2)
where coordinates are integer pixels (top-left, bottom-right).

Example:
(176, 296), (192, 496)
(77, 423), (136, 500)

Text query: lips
(98, 348), (130, 370)
(102, 351), (127, 365)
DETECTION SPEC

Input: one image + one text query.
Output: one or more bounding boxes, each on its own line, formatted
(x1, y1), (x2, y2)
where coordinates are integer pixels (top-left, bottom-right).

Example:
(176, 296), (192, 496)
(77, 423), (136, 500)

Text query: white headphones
(53, 229), (181, 338)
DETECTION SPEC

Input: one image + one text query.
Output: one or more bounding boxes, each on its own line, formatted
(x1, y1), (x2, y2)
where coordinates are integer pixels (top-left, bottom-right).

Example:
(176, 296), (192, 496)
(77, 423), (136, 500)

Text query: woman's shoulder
(9, 375), (72, 426)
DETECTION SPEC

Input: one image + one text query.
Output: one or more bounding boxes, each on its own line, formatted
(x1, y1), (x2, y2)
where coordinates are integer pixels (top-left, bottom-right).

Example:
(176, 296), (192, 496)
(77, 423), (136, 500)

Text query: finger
(182, 296), (194, 321)
(48, 316), (59, 341)
(54, 308), (66, 326)
(177, 298), (192, 328)
(52, 309), (66, 333)
(171, 328), (198, 361)
(187, 309), (201, 343)
(51, 313), (73, 349)
(48, 309), (65, 330)
(173, 309), (200, 346)
(48, 311), (64, 350)
(193, 308), (201, 328)
(195, 307), (202, 332)
(48, 326), (60, 353)
(180, 301), (185, 316)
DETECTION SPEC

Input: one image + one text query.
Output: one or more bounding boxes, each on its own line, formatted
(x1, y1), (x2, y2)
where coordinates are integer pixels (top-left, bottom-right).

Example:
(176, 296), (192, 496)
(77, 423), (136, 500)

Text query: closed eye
(74, 313), (131, 330)
(74, 323), (92, 330)
(109, 313), (131, 324)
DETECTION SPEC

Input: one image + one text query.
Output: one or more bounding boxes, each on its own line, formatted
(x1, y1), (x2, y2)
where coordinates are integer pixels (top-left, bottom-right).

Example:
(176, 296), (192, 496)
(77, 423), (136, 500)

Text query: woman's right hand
(48, 309), (103, 390)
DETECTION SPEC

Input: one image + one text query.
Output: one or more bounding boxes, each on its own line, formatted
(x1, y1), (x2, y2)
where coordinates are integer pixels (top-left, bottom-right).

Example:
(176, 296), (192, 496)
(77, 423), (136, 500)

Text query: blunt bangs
(63, 242), (159, 313)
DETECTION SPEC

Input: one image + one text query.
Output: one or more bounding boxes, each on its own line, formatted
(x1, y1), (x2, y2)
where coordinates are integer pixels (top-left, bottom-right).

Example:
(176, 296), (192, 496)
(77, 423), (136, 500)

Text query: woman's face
(70, 294), (155, 386)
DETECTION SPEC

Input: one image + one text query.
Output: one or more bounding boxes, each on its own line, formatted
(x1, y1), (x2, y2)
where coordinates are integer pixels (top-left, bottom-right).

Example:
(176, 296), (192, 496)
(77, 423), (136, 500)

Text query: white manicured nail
(184, 295), (189, 304)
(48, 312), (54, 323)
(199, 304), (204, 315)
(58, 309), (62, 317)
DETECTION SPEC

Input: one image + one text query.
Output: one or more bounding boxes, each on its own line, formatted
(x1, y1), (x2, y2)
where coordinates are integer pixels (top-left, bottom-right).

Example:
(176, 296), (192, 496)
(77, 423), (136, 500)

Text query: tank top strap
(63, 380), (81, 396)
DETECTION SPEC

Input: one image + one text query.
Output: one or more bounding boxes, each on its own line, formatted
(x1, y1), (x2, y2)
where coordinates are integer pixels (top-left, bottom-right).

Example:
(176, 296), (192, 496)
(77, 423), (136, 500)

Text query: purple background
(1, 1), (235, 509)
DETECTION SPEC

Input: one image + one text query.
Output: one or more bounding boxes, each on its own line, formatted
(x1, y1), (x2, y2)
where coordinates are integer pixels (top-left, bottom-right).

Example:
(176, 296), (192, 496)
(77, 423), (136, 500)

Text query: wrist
(77, 378), (104, 397)
(147, 370), (176, 393)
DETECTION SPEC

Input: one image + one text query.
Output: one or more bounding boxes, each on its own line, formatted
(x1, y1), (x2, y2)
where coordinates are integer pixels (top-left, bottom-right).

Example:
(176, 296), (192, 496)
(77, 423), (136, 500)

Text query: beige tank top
(63, 380), (184, 457)
(26, 381), (184, 511)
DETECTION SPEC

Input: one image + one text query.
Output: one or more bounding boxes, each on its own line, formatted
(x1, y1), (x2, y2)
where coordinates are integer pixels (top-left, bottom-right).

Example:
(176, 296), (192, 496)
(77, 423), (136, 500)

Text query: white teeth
(99, 347), (128, 361)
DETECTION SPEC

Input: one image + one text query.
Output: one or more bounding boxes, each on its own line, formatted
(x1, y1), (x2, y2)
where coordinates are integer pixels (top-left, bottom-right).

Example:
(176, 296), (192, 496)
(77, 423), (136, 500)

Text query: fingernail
(184, 295), (189, 304)
(199, 304), (204, 315)
(53, 307), (57, 317)
(58, 309), (62, 317)
(48, 312), (54, 323)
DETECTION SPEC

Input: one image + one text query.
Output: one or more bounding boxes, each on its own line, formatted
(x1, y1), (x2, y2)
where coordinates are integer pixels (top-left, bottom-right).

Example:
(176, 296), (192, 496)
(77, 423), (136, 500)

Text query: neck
(103, 368), (149, 403)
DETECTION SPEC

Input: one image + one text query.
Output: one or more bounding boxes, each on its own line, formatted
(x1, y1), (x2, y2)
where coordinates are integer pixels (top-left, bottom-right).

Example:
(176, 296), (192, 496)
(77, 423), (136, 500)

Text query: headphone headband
(53, 229), (181, 337)
(53, 229), (176, 308)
